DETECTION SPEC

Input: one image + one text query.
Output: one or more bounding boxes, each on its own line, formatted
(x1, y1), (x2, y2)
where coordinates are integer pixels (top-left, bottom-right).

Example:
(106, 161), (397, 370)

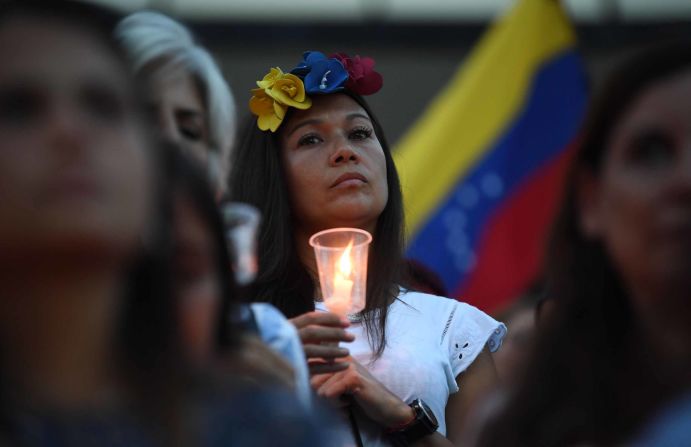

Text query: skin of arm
(410, 347), (498, 446)
(444, 347), (499, 445)
(311, 347), (497, 447)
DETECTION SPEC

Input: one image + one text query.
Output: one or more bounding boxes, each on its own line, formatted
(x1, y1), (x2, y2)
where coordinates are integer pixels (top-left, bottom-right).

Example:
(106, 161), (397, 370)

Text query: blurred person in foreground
(117, 11), (312, 406)
(168, 147), (312, 402)
(230, 50), (506, 446)
(476, 41), (691, 446)
(0, 1), (343, 445)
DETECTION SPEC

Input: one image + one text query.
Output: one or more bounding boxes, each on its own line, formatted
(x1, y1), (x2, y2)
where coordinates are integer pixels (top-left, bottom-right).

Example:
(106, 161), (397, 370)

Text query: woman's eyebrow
(346, 112), (371, 122)
(285, 118), (322, 138)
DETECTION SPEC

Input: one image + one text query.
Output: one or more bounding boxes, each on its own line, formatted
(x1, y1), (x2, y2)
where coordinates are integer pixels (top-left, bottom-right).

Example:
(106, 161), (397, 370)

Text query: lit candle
(327, 241), (353, 316)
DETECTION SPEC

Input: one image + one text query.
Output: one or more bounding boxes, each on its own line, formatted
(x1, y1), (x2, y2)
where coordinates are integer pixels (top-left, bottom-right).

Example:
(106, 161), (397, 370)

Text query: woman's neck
(0, 263), (125, 409)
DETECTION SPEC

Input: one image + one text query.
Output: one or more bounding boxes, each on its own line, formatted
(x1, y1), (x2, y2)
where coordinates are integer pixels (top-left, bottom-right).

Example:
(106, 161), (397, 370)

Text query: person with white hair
(116, 11), (235, 191)
(116, 11), (314, 409)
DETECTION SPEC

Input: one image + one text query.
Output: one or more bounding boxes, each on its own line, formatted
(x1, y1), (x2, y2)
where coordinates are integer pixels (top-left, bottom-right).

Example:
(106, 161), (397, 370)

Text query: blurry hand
(290, 311), (355, 375)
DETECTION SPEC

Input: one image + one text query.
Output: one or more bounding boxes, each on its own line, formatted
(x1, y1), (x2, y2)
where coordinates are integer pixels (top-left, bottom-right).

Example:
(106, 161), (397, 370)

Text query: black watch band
(387, 399), (439, 446)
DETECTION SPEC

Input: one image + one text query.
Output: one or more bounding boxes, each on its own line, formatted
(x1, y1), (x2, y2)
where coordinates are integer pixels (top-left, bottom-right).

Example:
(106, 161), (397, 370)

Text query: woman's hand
(290, 311), (355, 375)
(311, 357), (415, 429)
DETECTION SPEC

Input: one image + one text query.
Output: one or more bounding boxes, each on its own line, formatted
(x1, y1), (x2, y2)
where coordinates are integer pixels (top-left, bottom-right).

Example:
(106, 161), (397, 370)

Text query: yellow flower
(250, 67), (312, 132)
(265, 73), (311, 110)
(256, 67), (283, 90)
(249, 88), (286, 132)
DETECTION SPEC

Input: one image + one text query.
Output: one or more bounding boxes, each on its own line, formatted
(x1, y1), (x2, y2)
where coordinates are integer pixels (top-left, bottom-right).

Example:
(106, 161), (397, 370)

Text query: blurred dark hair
(402, 259), (448, 297)
(167, 147), (241, 351)
(479, 41), (691, 446)
(229, 91), (404, 359)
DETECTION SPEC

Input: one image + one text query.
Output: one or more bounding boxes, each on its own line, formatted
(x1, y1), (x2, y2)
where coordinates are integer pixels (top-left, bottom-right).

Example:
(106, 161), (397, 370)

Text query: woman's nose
(48, 102), (88, 155)
(329, 139), (359, 166)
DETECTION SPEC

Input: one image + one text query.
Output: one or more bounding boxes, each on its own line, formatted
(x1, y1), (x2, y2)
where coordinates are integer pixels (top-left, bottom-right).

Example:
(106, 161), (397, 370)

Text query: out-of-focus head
(0, 0), (155, 264)
(574, 42), (691, 309)
(116, 11), (235, 189)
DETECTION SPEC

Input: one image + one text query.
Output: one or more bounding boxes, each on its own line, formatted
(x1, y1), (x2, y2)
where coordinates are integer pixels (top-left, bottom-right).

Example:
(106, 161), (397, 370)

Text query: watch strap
(387, 399), (438, 446)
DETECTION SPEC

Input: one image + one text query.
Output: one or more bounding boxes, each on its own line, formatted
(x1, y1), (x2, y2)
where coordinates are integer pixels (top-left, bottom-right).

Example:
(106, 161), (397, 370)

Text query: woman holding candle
(229, 51), (506, 446)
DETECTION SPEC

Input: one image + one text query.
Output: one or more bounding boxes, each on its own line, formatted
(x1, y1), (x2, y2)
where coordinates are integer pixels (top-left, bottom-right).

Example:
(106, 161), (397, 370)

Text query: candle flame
(338, 240), (353, 278)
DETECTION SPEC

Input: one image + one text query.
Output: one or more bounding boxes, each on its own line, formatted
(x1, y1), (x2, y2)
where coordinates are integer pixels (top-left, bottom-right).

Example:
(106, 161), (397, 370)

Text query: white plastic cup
(309, 228), (372, 317)
(221, 202), (261, 286)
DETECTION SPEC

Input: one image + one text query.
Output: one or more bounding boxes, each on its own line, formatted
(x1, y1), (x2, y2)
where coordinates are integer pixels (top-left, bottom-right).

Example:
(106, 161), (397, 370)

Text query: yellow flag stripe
(394, 0), (576, 236)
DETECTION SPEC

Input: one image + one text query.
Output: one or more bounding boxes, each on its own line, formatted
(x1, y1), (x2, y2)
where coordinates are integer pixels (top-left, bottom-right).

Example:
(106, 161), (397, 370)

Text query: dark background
(190, 20), (691, 145)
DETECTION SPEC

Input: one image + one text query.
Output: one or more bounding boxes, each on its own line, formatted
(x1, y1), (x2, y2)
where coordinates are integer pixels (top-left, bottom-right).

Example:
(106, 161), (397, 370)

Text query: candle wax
(327, 272), (353, 316)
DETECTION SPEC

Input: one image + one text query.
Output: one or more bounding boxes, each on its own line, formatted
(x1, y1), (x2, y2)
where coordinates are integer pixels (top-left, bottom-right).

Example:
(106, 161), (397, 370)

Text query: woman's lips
(331, 172), (368, 188)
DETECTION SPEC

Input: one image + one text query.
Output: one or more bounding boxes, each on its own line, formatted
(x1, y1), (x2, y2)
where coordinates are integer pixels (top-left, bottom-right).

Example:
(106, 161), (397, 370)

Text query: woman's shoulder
(396, 288), (478, 316)
(396, 288), (507, 353)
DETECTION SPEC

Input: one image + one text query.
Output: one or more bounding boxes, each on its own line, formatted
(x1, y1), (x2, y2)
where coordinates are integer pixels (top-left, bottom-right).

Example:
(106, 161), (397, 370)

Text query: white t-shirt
(315, 289), (506, 446)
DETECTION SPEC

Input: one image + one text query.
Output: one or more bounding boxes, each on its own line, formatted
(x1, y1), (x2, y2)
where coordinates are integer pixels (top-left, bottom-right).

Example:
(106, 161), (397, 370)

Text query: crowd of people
(0, 0), (689, 445)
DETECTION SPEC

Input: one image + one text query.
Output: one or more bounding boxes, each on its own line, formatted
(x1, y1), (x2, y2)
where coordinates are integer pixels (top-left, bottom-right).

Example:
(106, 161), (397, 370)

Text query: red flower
(330, 53), (383, 96)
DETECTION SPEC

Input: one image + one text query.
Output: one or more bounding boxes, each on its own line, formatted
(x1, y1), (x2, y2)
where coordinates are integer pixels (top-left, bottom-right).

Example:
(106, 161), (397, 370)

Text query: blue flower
(290, 51), (348, 94)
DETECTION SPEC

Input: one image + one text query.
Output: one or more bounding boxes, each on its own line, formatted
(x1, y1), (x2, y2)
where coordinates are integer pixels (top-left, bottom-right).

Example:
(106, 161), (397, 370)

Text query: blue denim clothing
(7, 388), (347, 446)
(240, 303), (312, 408)
(631, 392), (691, 446)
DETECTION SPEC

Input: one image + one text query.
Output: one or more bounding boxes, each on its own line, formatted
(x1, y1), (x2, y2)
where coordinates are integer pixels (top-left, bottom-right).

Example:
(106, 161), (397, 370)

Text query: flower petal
(249, 87), (289, 132)
(257, 67), (284, 89)
(303, 59), (348, 94)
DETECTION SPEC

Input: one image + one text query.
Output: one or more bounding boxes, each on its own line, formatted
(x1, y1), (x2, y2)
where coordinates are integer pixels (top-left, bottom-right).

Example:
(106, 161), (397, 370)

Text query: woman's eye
(0, 87), (43, 126)
(297, 134), (321, 147)
(349, 127), (373, 140)
(180, 125), (203, 142)
(628, 130), (675, 168)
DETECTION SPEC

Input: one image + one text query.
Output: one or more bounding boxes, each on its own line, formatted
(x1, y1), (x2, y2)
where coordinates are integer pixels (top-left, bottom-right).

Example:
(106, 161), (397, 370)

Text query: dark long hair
(166, 146), (241, 351)
(479, 41), (691, 446)
(229, 91), (405, 358)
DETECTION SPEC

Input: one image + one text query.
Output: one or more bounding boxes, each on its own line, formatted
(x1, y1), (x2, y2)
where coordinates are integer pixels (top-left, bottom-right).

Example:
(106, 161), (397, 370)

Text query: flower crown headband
(249, 51), (383, 132)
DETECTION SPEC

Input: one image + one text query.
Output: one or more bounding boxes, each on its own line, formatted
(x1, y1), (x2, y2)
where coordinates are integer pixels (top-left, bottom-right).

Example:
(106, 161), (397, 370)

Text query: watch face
(415, 399), (439, 428)
(420, 401), (438, 426)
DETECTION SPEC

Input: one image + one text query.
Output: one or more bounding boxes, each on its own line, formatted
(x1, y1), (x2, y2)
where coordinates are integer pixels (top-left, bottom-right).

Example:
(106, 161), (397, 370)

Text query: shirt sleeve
(442, 301), (507, 384)
(250, 303), (312, 409)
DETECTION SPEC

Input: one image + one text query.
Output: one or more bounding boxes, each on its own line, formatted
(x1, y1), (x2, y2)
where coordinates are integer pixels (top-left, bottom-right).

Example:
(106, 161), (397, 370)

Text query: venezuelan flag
(394, 0), (588, 313)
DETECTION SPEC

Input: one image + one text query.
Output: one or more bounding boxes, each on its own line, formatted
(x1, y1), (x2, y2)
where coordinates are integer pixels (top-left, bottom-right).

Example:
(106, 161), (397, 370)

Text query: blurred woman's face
(279, 94), (388, 236)
(149, 70), (211, 165)
(580, 68), (691, 303)
(0, 17), (153, 260)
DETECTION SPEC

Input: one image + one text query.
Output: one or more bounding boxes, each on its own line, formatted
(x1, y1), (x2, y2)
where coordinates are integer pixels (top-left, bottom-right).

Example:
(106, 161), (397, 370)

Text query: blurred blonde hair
(116, 11), (235, 188)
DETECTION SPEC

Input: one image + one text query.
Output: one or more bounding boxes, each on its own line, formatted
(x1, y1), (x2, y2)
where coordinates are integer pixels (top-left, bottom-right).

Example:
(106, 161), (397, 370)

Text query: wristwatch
(387, 399), (439, 446)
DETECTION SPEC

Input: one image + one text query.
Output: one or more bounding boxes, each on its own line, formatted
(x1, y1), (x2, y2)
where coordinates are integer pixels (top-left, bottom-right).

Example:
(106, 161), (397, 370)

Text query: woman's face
(149, 70), (211, 165)
(279, 94), (388, 235)
(580, 68), (691, 301)
(0, 17), (153, 259)
(173, 193), (221, 364)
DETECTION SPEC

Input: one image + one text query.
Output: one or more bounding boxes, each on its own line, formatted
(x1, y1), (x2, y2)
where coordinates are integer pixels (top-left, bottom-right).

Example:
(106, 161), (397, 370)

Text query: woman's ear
(576, 167), (603, 238)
